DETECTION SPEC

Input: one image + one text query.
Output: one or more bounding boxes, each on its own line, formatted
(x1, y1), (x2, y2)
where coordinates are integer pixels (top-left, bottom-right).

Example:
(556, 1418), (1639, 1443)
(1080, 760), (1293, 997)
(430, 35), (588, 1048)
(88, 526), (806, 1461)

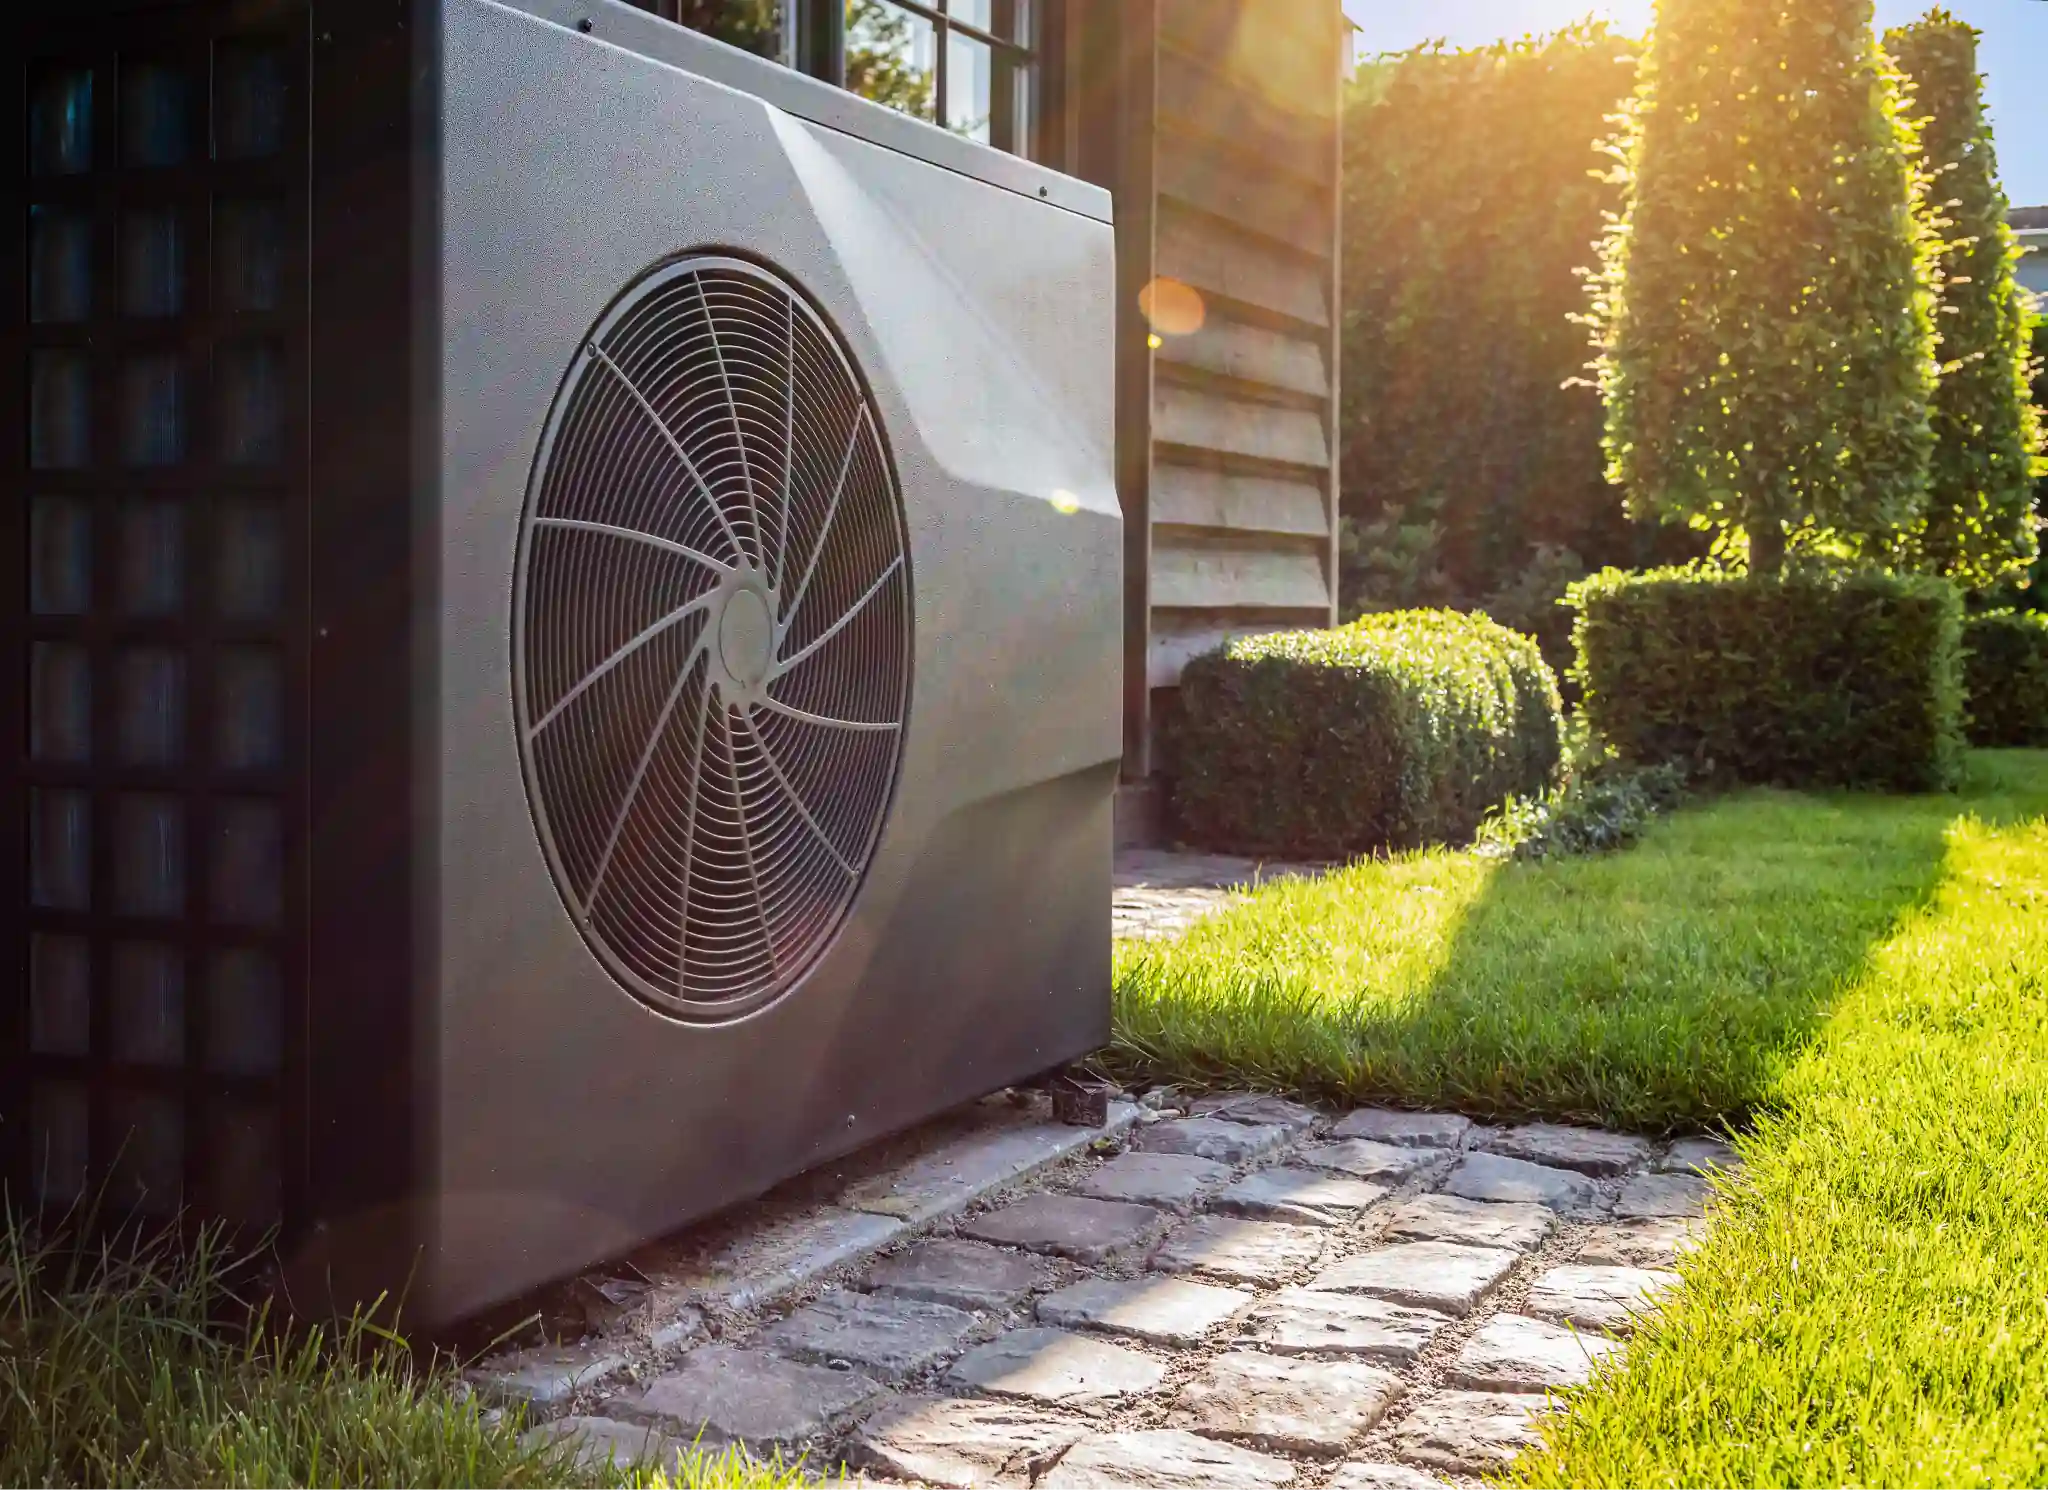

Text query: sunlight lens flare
(1139, 276), (1205, 337)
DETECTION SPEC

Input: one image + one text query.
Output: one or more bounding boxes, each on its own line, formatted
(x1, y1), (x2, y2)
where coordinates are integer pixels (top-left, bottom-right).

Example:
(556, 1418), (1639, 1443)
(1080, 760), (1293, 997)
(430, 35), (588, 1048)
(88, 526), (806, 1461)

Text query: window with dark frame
(630, 0), (1040, 159)
(15, 22), (306, 1231)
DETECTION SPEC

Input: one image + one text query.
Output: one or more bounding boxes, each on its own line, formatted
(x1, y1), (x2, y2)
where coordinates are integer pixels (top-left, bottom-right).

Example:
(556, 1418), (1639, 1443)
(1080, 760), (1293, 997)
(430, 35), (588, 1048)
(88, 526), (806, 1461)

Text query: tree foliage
(1340, 27), (1653, 605)
(846, 0), (934, 122)
(673, 0), (781, 58)
(1589, 0), (1939, 573)
(1884, 10), (2044, 592)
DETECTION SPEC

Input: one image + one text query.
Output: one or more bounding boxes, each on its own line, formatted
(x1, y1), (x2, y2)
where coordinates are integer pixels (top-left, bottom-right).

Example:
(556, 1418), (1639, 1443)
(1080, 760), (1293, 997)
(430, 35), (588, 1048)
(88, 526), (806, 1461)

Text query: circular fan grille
(514, 256), (911, 1022)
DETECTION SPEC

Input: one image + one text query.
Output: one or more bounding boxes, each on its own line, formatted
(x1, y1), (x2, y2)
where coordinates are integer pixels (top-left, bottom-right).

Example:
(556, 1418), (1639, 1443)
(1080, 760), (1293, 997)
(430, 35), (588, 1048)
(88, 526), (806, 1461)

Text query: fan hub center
(718, 585), (775, 687)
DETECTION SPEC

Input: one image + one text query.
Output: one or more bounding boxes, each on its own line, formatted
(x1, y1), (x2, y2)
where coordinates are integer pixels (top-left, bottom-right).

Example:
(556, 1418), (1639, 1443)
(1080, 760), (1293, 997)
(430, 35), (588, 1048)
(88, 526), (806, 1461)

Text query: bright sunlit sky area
(1341, 0), (2048, 207)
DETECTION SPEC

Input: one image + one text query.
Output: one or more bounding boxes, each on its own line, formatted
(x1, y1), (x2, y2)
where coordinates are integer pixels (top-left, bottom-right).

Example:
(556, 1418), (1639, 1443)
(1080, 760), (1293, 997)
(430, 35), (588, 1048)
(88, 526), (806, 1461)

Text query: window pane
(30, 789), (91, 911)
(216, 499), (283, 621)
(211, 800), (282, 926)
(115, 793), (186, 918)
(674, 0), (783, 60)
(946, 30), (992, 142)
(121, 355), (186, 467)
(31, 1083), (91, 1207)
(29, 67), (94, 177)
(30, 351), (91, 470)
(115, 649), (186, 767)
(112, 942), (185, 1066)
(214, 41), (288, 160)
(31, 498), (92, 615)
(216, 647), (283, 771)
(846, 0), (935, 123)
(123, 207), (186, 317)
(1009, 58), (1033, 157)
(117, 500), (185, 618)
(123, 62), (195, 168)
(30, 936), (92, 1057)
(30, 642), (92, 764)
(206, 949), (281, 1076)
(219, 340), (284, 465)
(29, 205), (93, 323)
(216, 197), (285, 312)
(950, 1), (1029, 45)
(107, 1088), (183, 1216)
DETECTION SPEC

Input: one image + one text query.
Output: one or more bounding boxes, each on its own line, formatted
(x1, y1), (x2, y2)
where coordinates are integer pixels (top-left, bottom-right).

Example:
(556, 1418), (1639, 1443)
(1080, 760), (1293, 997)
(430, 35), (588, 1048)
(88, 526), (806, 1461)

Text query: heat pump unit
(6, 0), (1120, 1324)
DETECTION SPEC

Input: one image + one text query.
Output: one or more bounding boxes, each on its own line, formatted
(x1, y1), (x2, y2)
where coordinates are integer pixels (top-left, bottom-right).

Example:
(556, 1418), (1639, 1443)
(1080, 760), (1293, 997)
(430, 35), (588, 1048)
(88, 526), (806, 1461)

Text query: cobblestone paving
(512, 1099), (1731, 1487)
(1111, 850), (1328, 941)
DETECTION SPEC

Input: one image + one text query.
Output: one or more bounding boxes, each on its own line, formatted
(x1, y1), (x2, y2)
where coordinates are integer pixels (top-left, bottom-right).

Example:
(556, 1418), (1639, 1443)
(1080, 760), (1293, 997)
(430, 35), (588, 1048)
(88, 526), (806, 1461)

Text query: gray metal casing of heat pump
(411, 0), (1120, 1321)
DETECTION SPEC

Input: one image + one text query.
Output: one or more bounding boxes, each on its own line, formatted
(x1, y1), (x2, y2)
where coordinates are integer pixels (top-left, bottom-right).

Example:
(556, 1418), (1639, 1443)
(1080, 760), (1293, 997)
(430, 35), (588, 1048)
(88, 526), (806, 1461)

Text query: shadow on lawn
(1112, 753), (2048, 1134)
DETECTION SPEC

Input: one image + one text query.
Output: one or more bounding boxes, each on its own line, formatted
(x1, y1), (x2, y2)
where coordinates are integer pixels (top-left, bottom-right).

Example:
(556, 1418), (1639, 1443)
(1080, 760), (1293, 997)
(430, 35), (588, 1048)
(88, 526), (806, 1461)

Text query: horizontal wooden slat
(1148, 618), (1324, 688)
(1151, 463), (1328, 539)
(1150, 539), (1332, 613)
(1155, 382), (1329, 470)
(1156, 139), (1331, 258)
(1157, 0), (1339, 116)
(1156, 314), (1328, 401)
(1156, 44), (1329, 170)
(1155, 201), (1328, 328)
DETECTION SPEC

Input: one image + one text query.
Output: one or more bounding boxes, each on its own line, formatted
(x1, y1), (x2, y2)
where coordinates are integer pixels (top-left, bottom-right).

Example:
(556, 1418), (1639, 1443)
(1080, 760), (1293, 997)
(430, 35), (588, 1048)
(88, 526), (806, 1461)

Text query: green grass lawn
(1119, 749), (2048, 1486)
(0, 1220), (814, 1489)
(1112, 759), (2020, 1131)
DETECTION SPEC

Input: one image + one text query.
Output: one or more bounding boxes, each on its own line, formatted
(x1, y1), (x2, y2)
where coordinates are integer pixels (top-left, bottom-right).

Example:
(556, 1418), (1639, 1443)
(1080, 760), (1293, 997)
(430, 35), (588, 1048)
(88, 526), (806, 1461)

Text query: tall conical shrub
(1588, 0), (1939, 573)
(1886, 9), (2044, 591)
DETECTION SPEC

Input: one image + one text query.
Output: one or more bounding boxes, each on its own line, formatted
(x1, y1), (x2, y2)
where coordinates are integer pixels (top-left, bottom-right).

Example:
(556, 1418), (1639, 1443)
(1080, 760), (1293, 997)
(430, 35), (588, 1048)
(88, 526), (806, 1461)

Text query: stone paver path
(1111, 849), (1327, 940)
(505, 1102), (1729, 1487)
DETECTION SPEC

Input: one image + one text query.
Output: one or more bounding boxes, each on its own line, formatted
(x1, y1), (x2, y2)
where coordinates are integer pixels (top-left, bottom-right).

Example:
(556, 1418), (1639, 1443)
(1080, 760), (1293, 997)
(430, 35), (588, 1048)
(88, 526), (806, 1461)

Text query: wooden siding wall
(1079, 0), (1344, 779)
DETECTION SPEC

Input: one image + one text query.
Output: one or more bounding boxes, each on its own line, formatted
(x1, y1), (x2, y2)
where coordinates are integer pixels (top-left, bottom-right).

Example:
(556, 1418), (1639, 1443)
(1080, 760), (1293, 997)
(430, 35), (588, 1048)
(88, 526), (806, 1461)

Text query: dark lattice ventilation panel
(515, 256), (911, 1021)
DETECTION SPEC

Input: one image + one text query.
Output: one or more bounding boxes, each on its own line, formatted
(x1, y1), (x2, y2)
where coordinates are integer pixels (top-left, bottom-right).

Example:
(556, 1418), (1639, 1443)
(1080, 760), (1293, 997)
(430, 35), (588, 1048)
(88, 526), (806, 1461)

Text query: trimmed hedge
(1571, 568), (1965, 791)
(1964, 610), (2048, 746)
(1171, 610), (1563, 858)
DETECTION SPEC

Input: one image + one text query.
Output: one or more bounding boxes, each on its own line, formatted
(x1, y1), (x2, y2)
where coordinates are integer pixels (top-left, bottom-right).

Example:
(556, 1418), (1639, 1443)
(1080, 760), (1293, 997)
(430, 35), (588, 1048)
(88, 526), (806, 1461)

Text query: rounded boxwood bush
(1571, 567), (1965, 791)
(1170, 610), (1564, 858)
(1963, 610), (2048, 747)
